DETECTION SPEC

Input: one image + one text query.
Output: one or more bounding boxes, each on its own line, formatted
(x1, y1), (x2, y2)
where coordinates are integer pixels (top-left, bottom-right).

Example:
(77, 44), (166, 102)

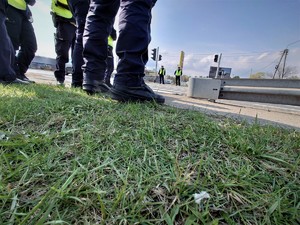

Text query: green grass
(0, 84), (299, 225)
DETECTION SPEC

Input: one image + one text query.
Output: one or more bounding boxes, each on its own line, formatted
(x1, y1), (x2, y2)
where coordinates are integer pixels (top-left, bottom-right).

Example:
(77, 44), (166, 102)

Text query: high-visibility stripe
(8, 0), (26, 10)
(51, 0), (73, 19)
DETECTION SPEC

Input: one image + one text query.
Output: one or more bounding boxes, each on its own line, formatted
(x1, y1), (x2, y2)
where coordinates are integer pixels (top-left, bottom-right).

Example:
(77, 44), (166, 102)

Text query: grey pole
(215, 53), (222, 79)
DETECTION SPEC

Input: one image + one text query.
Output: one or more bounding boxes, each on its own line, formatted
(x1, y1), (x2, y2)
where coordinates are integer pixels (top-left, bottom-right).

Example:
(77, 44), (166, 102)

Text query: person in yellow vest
(51, 0), (76, 85)
(158, 65), (166, 84)
(5, 0), (37, 83)
(0, 0), (29, 84)
(174, 66), (182, 86)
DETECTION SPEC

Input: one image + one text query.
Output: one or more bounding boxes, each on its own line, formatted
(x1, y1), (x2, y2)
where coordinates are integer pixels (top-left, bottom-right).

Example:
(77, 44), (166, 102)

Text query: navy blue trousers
(5, 5), (37, 78)
(0, 1), (16, 81)
(68, 0), (89, 86)
(83, 0), (154, 86)
(54, 17), (76, 83)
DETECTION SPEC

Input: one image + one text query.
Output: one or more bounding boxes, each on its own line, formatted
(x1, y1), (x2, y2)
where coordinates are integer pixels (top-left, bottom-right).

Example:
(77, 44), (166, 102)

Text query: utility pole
(281, 49), (288, 78)
(215, 53), (222, 79)
(155, 47), (159, 76)
(273, 49), (288, 79)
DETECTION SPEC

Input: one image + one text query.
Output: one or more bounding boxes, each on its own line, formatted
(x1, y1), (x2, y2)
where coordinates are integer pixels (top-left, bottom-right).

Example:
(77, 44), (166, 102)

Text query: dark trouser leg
(82, 0), (120, 82)
(5, 6), (22, 78)
(0, 10), (16, 81)
(69, 0), (89, 87)
(178, 77), (181, 86)
(160, 75), (164, 84)
(114, 0), (153, 86)
(54, 21), (76, 83)
(17, 19), (37, 75)
(105, 46), (114, 86)
(176, 76), (180, 86)
(110, 0), (165, 103)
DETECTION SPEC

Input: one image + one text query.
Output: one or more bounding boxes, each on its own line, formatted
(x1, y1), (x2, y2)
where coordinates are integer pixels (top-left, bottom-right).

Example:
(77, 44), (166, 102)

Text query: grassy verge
(0, 84), (299, 225)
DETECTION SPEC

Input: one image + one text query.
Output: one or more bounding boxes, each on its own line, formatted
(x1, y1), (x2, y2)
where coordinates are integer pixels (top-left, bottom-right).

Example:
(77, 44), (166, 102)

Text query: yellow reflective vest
(51, 0), (73, 19)
(175, 69), (182, 76)
(8, 0), (26, 11)
(159, 68), (166, 75)
(108, 36), (114, 47)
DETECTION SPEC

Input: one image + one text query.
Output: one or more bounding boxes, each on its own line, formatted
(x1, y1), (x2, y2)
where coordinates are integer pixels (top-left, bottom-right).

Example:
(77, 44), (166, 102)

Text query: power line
(286, 39), (300, 48)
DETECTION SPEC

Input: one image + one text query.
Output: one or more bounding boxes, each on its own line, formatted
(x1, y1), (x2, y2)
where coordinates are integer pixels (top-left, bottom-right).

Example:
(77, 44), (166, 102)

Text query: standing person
(51, 0), (76, 86)
(174, 66), (182, 86)
(67, 0), (89, 88)
(104, 27), (117, 87)
(68, 0), (116, 89)
(5, 0), (37, 83)
(0, 0), (28, 84)
(82, 0), (164, 103)
(158, 65), (165, 84)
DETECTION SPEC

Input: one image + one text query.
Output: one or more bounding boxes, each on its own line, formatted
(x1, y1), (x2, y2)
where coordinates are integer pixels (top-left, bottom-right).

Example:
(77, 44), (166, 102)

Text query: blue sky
(31, 0), (300, 78)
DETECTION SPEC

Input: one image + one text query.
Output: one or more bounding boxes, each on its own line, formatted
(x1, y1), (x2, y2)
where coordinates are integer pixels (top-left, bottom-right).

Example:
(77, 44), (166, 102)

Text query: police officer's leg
(110, 0), (165, 103)
(69, 0), (89, 88)
(82, 0), (119, 94)
(5, 6), (22, 78)
(0, 7), (16, 81)
(17, 19), (37, 82)
(105, 46), (114, 87)
(0, 6), (28, 84)
(113, 0), (152, 86)
(54, 21), (76, 84)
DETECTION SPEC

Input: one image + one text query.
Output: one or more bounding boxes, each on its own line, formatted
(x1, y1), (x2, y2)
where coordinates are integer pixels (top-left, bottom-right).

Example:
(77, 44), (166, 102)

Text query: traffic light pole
(215, 53), (222, 79)
(155, 47), (159, 76)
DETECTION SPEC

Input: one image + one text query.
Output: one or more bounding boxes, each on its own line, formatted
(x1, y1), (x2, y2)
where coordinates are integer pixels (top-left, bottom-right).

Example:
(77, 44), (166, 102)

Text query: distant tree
(249, 72), (266, 79)
(286, 76), (300, 80)
(232, 75), (240, 79)
(274, 66), (299, 79)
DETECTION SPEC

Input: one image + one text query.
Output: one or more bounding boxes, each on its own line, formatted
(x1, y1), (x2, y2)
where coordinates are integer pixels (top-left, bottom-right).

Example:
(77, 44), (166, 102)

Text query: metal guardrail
(219, 79), (300, 106)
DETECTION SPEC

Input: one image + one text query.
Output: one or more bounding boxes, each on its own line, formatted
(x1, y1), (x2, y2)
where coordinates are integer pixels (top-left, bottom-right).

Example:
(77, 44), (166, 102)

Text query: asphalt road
(27, 69), (300, 130)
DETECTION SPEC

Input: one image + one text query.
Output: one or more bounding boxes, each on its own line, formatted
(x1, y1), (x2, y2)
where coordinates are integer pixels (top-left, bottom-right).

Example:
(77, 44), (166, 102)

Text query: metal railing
(219, 79), (300, 106)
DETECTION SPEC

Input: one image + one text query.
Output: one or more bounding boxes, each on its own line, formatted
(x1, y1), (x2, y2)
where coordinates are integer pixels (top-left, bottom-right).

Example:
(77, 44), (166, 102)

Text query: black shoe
(19, 75), (35, 83)
(83, 79), (110, 95)
(0, 78), (30, 85)
(110, 83), (165, 104)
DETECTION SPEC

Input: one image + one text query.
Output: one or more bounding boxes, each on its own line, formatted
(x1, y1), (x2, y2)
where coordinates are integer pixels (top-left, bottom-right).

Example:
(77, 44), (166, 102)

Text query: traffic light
(214, 54), (218, 63)
(158, 54), (162, 61)
(151, 48), (157, 61)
